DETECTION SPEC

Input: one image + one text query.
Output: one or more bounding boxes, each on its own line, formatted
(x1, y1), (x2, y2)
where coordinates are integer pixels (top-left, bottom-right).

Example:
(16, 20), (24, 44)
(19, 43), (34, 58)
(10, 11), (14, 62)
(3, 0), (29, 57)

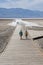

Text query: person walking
(25, 30), (28, 39)
(19, 30), (23, 40)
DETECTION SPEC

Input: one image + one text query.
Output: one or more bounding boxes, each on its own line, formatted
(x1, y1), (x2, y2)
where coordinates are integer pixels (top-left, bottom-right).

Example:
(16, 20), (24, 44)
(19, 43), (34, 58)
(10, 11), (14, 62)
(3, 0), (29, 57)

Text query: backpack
(19, 30), (23, 36)
(25, 31), (28, 36)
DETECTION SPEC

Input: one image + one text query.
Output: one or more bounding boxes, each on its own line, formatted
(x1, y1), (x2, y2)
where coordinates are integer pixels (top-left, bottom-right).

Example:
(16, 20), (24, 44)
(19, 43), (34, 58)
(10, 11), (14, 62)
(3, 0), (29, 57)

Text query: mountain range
(0, 8), (43, 18)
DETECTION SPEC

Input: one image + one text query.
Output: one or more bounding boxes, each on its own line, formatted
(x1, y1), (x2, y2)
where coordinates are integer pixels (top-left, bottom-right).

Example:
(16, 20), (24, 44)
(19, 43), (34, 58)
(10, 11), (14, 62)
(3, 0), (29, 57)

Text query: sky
(0, 0), (43, 11)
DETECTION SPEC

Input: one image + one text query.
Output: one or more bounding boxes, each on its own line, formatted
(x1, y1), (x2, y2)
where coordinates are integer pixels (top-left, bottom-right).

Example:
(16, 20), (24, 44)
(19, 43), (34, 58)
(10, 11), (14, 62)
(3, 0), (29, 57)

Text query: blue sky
(0, 0), (43, 11)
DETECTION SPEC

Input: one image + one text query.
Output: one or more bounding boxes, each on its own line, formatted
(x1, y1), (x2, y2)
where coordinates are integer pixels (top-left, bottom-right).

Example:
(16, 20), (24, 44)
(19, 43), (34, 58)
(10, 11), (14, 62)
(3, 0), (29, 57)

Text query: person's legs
(20, 36), (22, 40)
(26, 35), (28, 39)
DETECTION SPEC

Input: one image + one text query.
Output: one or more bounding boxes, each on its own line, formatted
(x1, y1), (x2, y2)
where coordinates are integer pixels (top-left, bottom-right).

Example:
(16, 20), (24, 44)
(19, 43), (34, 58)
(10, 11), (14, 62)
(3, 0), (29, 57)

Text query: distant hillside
(0, 8), (43, 18)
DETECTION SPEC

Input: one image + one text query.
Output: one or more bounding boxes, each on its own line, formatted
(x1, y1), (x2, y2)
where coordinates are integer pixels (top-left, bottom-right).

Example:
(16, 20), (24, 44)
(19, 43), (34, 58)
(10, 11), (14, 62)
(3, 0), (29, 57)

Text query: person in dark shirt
(19, 30), (23, 40)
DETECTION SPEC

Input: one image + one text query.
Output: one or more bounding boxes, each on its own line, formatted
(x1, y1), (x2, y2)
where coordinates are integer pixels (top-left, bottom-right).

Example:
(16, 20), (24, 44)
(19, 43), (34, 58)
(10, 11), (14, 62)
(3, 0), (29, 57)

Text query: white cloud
(0, 0), (43, 11)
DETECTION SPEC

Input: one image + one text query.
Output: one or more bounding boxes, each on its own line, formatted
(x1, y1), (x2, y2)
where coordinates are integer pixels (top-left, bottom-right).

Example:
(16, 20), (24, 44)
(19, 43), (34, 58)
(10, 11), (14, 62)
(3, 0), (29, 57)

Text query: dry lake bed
(0, 19), (43, 65)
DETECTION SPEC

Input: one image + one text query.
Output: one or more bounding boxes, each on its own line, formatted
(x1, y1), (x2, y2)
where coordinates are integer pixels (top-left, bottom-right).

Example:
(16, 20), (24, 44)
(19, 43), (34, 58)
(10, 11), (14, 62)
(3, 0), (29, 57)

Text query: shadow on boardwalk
(33, 36), (43, 40)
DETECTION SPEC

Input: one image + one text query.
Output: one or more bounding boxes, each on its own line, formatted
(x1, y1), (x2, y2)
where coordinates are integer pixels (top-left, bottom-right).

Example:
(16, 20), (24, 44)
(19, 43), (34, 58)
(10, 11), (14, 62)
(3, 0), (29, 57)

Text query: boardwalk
(0, 25), (43, 65)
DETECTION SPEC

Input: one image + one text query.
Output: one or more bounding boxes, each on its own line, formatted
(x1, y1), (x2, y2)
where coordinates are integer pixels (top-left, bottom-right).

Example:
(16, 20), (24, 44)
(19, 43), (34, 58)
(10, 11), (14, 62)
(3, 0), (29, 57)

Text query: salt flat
(0, 25), (16, 53)
(0, 19), (43, 65)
